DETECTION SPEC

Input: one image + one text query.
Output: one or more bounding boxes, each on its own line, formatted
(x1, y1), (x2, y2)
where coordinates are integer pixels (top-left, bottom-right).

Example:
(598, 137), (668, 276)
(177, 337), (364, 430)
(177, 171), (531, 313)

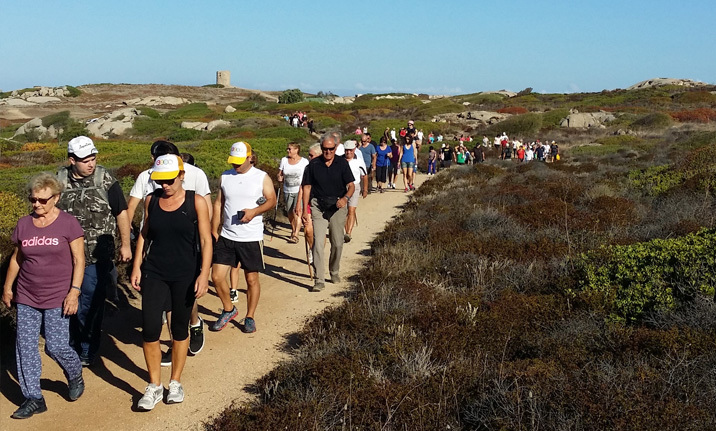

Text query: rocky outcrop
(123, 96), (190, 106)
(322, 96), (355, 105)
(627, 78), (708, 90)
(224, 105), (236, 113)
(0, 86), (69, 106)
(85, 107), (143, 138)
(560, 110), (615, 128)
(180, 119), (232, 132)
(13, 118), (57, 140)
(432, 111), (507, 124)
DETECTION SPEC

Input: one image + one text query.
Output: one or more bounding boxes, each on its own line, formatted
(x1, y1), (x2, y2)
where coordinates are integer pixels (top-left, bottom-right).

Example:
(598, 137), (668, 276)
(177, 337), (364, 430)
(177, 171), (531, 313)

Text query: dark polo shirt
(304, 155), (355, 199)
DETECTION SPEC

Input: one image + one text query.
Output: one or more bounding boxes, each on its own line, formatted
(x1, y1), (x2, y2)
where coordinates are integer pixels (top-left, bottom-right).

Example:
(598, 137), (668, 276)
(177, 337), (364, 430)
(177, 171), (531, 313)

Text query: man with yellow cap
(210, 142), (276, 333)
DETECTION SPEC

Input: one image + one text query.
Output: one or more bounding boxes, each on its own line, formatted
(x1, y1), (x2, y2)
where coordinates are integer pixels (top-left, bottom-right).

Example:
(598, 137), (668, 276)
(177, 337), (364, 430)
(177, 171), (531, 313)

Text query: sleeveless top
(401, 144), (416, 163)
(220, 167), (267, 242)
(143, 192), (198, 281)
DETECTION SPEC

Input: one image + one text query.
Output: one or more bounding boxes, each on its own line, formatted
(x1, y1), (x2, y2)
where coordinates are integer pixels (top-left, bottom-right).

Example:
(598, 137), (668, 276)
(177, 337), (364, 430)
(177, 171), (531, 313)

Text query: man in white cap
(210, 142), (276, 333)
(342, 140), (367, 243)
(56, 136), (132, 366)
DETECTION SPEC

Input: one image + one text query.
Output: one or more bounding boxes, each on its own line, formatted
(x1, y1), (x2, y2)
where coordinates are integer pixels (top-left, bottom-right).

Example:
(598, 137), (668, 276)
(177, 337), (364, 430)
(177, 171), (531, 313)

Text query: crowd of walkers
(2, 120), (561, 419)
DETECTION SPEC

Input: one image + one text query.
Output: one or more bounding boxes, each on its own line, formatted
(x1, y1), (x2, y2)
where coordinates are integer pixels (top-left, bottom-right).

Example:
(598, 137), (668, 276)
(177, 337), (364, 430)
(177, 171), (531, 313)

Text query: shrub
(139, 107), (161, 119)
(65, 85), (81, 97)
(41, 110), (71, 127)
(575, 228), (716, 322)
(632, 112), (673, 129)
(164, 103), (214, 120)
(278, 89), (304, 104)
(168, 128), (203, 142)
(487, 113), (542, 136)
(130, 117), (179, 138)
(670, 108), (716, 123)
(540, 108), (570, 128)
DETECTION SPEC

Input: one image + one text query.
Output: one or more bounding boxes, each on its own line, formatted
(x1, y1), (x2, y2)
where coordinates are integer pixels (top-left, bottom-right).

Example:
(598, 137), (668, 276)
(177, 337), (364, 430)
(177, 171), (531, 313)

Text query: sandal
(287, 236), (299, 244)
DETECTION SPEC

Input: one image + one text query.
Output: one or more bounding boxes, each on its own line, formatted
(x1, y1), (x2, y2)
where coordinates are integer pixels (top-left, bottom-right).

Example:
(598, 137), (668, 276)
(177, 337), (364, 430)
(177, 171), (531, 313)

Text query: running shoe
(312, 282), (325, 292)
(405, 187), (409, 193)
(12, 397), (47, 419)
(241, 317), (257, 334)
(409, 184), (415, 191)
(137, 383), (164, 411)
(189, 316), (205, 354)
(160, 348), (172, 367)
(166, 380), (184, 404)
(68, 374), (85, 401)
(211, 307), (238, 331)
(229, 288), (239, 303)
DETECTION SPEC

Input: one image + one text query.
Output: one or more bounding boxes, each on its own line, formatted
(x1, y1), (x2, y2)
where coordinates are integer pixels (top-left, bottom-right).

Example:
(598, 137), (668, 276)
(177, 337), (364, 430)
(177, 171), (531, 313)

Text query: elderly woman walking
(3, 173), (86, 419)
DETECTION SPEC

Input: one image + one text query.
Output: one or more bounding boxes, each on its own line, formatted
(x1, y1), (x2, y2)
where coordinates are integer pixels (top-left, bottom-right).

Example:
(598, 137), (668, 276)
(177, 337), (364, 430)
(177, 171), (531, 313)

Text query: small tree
(279, 89), (304, 104)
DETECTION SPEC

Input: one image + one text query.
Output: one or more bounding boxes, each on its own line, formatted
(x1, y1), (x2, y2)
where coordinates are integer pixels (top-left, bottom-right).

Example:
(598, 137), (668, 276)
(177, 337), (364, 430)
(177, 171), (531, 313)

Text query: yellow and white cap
(150, 154), (184, 180)
(228, 141), (252, 165)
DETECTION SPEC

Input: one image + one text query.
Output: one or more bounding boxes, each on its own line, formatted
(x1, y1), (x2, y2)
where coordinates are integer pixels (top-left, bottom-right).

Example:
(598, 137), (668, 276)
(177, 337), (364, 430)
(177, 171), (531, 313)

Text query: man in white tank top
(210, 142), (277, 334)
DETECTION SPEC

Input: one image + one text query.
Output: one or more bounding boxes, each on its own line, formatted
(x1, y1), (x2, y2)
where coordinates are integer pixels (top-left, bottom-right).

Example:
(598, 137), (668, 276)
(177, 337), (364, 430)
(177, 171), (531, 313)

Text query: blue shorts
(401, 161), (415, 170)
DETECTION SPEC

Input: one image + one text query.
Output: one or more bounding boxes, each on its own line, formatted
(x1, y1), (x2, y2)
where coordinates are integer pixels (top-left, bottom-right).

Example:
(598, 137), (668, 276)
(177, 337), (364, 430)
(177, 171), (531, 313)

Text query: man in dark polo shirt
(301, 135), (355, 292)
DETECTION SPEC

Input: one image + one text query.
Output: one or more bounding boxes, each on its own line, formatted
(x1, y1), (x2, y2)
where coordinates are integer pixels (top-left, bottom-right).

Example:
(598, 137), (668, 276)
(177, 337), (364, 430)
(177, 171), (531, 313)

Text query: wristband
(71, 286), (81, 292)
(344, 195), (351, 200)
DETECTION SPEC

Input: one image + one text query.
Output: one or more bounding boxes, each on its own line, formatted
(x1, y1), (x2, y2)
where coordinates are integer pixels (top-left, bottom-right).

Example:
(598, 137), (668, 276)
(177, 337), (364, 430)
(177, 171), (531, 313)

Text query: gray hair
(308, 142), (322, 155)
(27, 172), (63, 196)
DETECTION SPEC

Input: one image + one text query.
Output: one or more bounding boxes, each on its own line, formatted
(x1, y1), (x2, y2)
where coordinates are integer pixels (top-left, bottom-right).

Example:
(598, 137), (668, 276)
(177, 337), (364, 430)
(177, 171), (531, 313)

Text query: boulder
(25, 96), (62, 104)
(560, 111), (615, 128)
(224, 105), (236, 113)
(2, 98), (37, 107)
(206, 120), (231, 132)
(181, 121), (207, 130)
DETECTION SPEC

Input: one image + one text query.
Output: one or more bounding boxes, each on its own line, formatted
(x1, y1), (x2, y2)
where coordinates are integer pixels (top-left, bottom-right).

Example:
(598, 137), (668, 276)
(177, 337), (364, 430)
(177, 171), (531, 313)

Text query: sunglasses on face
(155, 177), (177, 185)
(321, 146), (336, 152)
(29, 195), (55, 204)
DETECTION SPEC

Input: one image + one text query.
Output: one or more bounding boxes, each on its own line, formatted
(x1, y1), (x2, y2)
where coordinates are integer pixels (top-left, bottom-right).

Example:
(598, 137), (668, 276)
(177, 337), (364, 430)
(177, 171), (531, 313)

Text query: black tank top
(143, 193), (198, 281)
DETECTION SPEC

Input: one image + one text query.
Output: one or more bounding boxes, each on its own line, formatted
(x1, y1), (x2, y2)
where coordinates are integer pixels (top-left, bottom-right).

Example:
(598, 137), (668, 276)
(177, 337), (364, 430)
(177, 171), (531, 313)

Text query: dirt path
(0, 176), (423, 431)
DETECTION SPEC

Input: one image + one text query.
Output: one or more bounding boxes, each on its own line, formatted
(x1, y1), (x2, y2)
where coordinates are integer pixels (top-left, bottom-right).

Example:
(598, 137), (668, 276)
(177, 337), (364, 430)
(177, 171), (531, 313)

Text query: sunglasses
(155, 177), (177, 185)
(29, 195), (55, 204)
(321, 146), (336, 152)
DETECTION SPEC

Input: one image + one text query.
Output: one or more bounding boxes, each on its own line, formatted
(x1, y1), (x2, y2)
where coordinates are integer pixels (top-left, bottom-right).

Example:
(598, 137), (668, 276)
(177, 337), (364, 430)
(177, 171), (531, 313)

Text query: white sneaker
(138, 383), (164, 411)
(166, 380), (184, 404)
(229, 288), (239, 303)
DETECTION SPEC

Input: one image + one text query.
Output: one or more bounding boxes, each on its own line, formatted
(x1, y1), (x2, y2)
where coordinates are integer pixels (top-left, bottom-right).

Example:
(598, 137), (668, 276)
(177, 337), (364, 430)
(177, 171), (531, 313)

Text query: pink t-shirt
(11, 211), (84, 309)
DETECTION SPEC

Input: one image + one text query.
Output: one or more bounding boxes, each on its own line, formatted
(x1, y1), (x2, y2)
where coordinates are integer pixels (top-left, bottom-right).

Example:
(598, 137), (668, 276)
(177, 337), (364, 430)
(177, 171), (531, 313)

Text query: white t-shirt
(347, 156), (367, 188)
(130, 163), (211, 198)
(279, 156), (309, 194)
(220, 167), (267, 242)
(525, 149), (534, 161)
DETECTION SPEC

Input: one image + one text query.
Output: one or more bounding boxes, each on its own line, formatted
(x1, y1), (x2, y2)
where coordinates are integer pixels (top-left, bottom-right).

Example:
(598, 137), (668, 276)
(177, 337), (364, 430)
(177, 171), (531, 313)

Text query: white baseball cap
(150, 154), (184, 181)
(68, 136), (98, 159)
(343, 140), (357, 150)
(228, 141), (252, 165)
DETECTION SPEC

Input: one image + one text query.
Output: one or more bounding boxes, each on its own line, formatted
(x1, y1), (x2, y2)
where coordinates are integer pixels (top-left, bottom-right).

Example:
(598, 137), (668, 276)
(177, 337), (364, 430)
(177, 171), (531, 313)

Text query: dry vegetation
(2, 83), (716, 430)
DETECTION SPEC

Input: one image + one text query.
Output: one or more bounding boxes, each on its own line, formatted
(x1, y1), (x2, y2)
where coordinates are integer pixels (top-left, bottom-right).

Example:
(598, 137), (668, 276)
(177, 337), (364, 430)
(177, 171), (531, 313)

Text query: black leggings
(141, 275), (195, 342)
(376, 166), (388, 183)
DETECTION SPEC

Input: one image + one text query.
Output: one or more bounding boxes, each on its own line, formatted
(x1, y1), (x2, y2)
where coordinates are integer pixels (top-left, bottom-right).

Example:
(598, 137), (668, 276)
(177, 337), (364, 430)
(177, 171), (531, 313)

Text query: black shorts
(213, 236), (265, 272)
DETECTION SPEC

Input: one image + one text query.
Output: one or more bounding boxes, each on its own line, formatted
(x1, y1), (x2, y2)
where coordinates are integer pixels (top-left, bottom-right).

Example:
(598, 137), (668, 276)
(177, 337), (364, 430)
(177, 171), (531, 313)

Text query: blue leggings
(428, 160), (437, 174)
(16, 304), (82, 400)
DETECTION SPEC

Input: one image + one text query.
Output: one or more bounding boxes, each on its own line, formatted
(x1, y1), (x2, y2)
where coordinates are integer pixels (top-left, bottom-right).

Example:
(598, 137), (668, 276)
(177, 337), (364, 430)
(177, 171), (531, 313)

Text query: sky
(1, 0), (715, 96)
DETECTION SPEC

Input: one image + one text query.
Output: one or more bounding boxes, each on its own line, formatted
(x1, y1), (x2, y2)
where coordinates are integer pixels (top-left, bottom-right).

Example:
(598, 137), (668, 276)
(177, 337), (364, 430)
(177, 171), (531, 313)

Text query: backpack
(57, 165), (109, 206)
(147, 189), (200, 255)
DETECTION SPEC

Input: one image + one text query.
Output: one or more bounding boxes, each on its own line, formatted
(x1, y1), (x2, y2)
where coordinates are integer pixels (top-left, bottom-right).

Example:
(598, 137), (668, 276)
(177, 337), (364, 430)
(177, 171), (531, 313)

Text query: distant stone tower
(216, 71), (231, 87)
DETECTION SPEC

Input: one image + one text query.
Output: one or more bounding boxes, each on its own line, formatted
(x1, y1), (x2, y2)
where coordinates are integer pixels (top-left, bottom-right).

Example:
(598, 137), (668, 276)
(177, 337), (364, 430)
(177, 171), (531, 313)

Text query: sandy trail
(0, 176), (423, 431)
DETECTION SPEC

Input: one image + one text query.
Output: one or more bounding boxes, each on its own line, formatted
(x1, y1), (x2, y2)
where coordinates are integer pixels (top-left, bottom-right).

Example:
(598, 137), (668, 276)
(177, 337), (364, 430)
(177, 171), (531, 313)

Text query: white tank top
(220, 167), (266, 242)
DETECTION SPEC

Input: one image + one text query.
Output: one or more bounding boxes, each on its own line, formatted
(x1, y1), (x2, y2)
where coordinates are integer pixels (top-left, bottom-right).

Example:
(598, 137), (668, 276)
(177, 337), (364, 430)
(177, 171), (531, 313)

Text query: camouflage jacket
(57, 165), (118, 265)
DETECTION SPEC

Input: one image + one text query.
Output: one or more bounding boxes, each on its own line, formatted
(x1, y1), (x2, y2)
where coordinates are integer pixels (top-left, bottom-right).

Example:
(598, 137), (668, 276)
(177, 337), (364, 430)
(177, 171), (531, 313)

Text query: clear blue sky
(2, 0), (714, 96)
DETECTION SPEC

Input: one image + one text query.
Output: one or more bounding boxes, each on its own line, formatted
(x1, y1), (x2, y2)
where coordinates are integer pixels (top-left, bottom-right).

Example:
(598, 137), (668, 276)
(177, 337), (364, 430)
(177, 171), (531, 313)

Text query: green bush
(65, 86), (81, 97)
(130, 117), (179, 138)
(168, 128), (203, 142)
(487, 112), (542, 136)
(41, 111), (71, 127)
(540, 108), (570, 128)
(278, 89), (304, 104)
(631, 112), (673, 129)
(139, 107), (161, 119)
(164, 103), (215, 120)
(575, 228), (716, 322)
